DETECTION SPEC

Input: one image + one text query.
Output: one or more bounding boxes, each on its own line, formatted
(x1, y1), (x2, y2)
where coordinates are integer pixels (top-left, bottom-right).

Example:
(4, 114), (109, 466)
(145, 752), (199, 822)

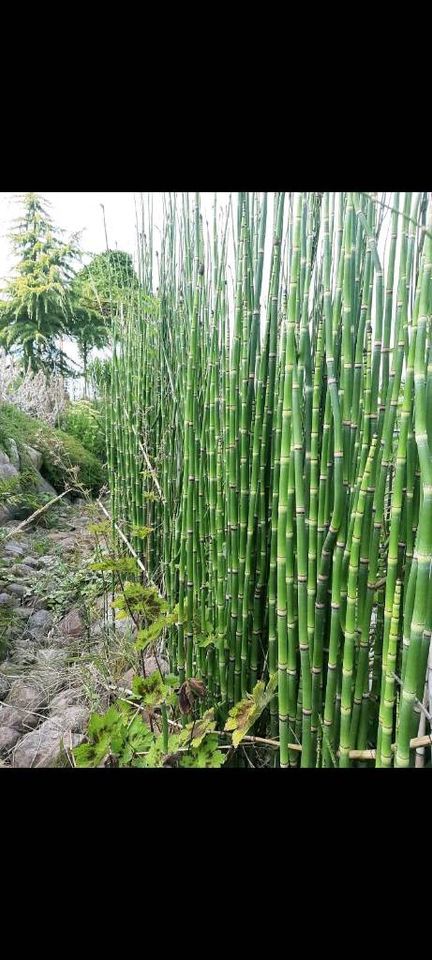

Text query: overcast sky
(0, 192), (237, 283)
(0, 192), (141, 279)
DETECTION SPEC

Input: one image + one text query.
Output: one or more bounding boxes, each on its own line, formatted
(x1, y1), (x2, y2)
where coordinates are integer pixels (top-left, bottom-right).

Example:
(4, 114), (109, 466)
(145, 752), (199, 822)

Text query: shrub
(59, 400), (106, 463)
(0, 402), (103, 494)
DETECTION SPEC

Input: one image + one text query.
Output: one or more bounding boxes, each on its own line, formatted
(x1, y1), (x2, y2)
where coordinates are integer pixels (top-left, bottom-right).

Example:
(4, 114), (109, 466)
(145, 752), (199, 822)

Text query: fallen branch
(3, 488), (72, 541)
(96, 499), (163, 596)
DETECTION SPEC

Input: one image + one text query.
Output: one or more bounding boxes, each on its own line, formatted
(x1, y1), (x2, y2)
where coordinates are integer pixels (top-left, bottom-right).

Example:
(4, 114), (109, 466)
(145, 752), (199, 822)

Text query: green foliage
(179, 734), (225, 768)
(224, 674), (278, 748)
(73, 698), (226, 768)
(87, 358), (112, 396)
(32, 536), (51, 556)
(131, 671), (177, 708)
(0, 402), (103, 493)
(59, 400), (106, 462)
(30, 555), (104, 614)
(87, 520), (112, 537)
(111, 582), (167, 621)
(0, 193), (81, 374)
(130, 525), (153, 539)
(70, 251), (143, 386)
(74, 702), (154, 768)
(178, 709), (217, 748)
(0, 606), (20, 660)
(0, 463), (51, 517)
(72, 250), (139, 320)
(135, 605), (178, 652)
(90, 556), (139, 575)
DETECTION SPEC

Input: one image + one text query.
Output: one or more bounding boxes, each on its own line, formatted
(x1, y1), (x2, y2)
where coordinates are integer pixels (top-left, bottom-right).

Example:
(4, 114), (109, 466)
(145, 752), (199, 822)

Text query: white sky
(0, 192), (141, 279)
(0, 192), (237, 282)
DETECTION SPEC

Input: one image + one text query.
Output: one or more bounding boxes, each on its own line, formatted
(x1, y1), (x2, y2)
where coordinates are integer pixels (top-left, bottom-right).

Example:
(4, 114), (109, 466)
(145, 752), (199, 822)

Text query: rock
(32, 596), (55, 612)
(0, 449), (19, 481)
(35, 647), (68, 671)
(6, 678), (48, 715)
(0, 671), (11, 698)
(0, 593), (14, 607)
(48, 688), (82, 715)
(118, 668), (135, 690)
(21, 444), (43, 471)
(114, 616), (135, 638)
(0, 726), (22, 753)
(28, 609), (54, 632)
(7, 439), (20, 471)
(6, 583), (27, 598)
(0, 702), (41, 748)
(22, 557), (42, 569)
(0, 505), (13, 525)
(13, 705), (89, 767)
(144, 655), (169, 676)
(33, 471), (57, 497)
(90, 618), (104, 639)
(10, 563), (34, 578)
(55, 538), (76, 552)
(59, 608), (85, 640)
(0, 660), (20, 679)
(10, 638), (38, 666)
(12, 607), (32, 620)
(4, 541), (25, 558)
(0, 660), (19, 678)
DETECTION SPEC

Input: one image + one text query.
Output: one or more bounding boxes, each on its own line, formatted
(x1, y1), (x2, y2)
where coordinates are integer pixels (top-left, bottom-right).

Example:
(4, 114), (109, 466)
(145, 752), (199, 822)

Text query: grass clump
(0, 402), (104, 494)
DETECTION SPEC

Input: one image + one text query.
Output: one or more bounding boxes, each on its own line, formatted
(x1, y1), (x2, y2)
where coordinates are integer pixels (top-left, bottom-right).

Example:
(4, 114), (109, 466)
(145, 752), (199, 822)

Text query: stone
(117, 668), (135, 691)
(4, 541), (25, 558)
(21, 444), (43, 471)
(0, 703), (40, 744)
(13, 705), (89, 767)
(55, 538), (76, 552)
(6, 583), (27, 598)
(32, 596), (54, 612)
(48, 688), (82, 715)
(6, 678), (48, 715)
(0, 506), (13, 525)
(0, 660), (21, 678)
(7, 439), (20, 471)
(35, 647), (68, 671)
(144, 655), (169, 676)
(38, 556), (56, 567)
(59, 608), (85, 640)
(90, 619), (104, 639)
(10, 563), (35, 578)
(0, 593), (14, 607)
(0, 726), (22, 753)
(114, 616), (135, 638)
(0, 671), (11, 698)
(28, 609), (54, 632)
(33, 471), (57, 497)
(22, 557), (42, 569)
(0, 449), (19, 481)
(10, 638), (39, 666)
(11, 607), (32, 620)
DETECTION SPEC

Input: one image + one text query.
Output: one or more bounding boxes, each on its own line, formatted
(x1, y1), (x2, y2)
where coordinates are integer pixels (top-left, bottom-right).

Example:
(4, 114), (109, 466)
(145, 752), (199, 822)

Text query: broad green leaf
(73, 732), (111, 767)
(178, 709), (216, 748)
(224, 673), (278, 748)
(180, 734), (225, 768)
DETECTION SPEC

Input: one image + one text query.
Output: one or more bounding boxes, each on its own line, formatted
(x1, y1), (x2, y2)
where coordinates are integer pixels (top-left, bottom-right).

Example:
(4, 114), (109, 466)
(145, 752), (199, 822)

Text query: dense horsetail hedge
(104, 192), (432, 768)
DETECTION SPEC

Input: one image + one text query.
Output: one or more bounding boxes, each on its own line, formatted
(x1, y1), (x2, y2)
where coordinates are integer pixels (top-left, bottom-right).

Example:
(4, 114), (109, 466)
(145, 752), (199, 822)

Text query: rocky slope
(0, 500), (165, 768)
